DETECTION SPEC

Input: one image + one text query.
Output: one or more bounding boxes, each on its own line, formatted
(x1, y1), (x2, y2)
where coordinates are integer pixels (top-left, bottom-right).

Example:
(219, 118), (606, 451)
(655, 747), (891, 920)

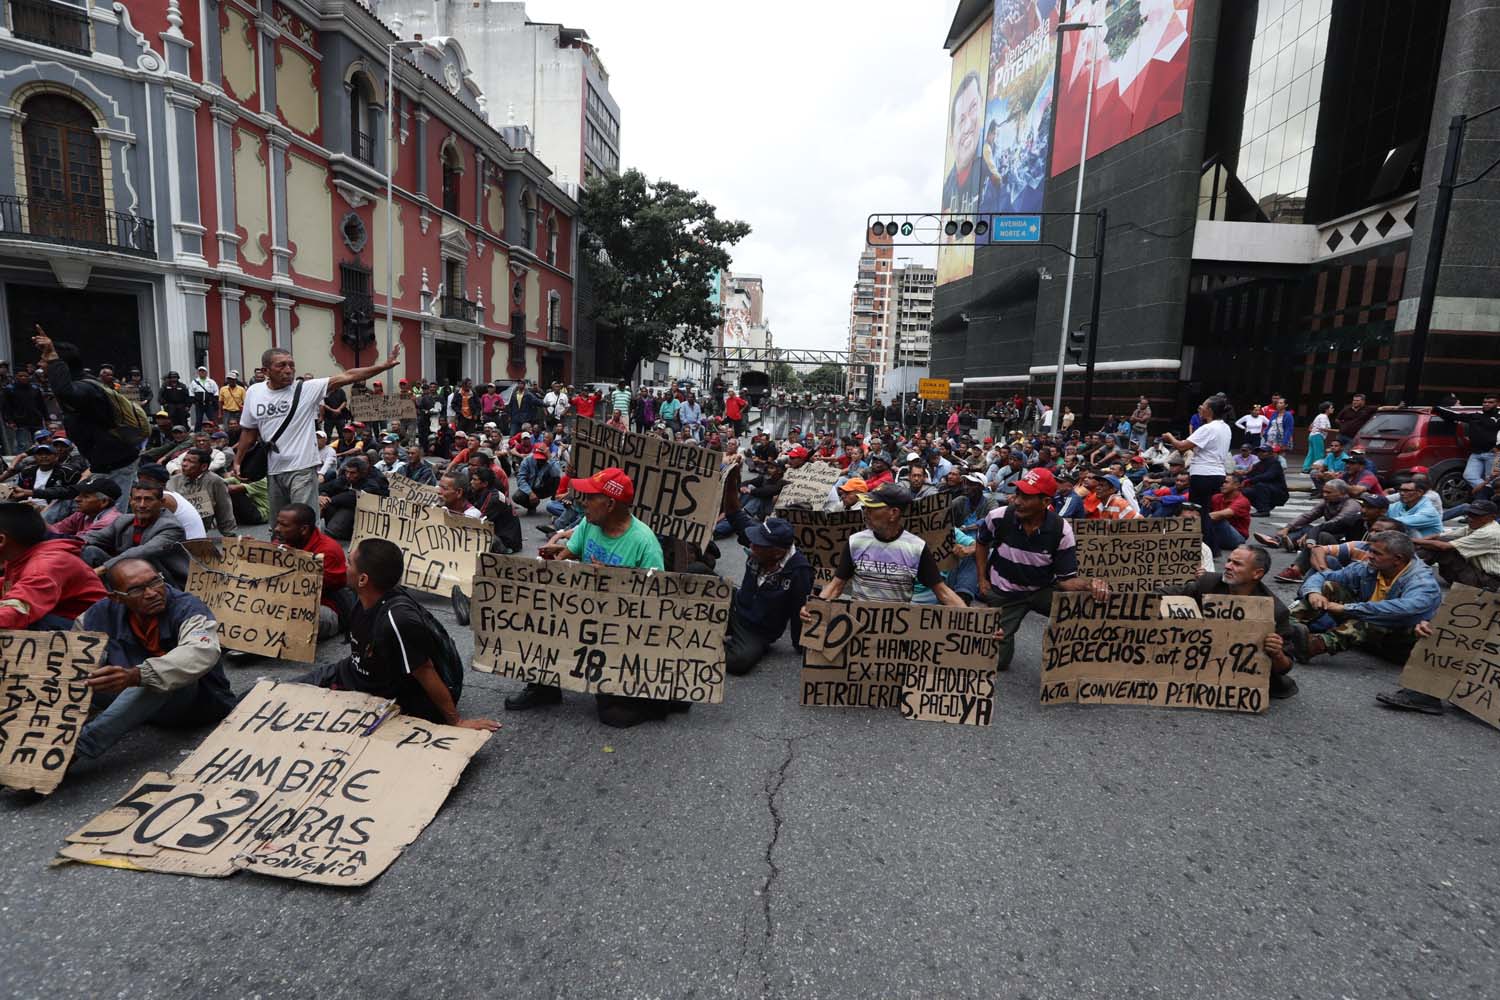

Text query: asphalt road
(3, 509), (1498, 1000)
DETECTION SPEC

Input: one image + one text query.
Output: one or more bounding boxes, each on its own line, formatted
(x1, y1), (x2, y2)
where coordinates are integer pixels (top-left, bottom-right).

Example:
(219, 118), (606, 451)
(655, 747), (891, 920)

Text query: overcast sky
(529, 0), (955, 352)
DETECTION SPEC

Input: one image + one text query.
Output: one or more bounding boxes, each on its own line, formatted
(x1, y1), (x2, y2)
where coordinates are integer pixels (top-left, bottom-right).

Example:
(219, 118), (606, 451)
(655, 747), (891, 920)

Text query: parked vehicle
(1352, 405), (1479, 506)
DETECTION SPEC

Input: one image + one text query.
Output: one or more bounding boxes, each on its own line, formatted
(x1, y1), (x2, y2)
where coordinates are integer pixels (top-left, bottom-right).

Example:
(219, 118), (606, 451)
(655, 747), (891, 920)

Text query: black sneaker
(1285, 623), (1311, 663)
(450, 585), (471, 627)
(505, 683), (562, 711)
(535, 524), (555, 535)
(1376, 688), (1445, 715)
(1269, 672), (1299, 699)
(596, 695), (681, 728)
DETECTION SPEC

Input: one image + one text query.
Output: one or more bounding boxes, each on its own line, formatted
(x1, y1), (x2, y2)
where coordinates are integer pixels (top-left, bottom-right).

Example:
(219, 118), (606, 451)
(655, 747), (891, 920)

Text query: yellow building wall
(486, 185), (504, 235)
(285, 152), (332, 282)
(489, 248), (510, 326)
(275, 45), (320, 136)
(221, 7), (257, 103)
(371, 196), (406, 299)
(233, 129), (269, 266)
(291, 303), (337, 373)
(241, 295), (273, 374)
(524, 268), (540, 335)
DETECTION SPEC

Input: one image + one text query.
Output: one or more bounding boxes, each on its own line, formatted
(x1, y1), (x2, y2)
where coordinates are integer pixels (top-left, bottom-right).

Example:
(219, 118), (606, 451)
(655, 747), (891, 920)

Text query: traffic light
(1066, 326), (1089, 366)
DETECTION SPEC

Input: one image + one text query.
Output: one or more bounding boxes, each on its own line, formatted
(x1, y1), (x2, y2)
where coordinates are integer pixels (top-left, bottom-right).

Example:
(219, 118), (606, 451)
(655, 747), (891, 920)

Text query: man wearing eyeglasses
(73, 558), (235, 761)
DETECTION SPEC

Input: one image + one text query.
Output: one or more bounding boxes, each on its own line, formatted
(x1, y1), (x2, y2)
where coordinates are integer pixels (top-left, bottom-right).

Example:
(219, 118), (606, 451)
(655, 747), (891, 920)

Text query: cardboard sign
(1070, 516), (1202, 592)
(1398, 584), (1500, 730)
(0, 631), (108, 794)
(0, 483), (17, 501)
(570, 419), (723, 548)
(778, 492), (959, 583)
(386, 473), (442, 505)
(55, 680), (489, 885)
(1040, 591), (1274, 713)
(774, 462), (843, 510)
(799, 598), (1002, 726)
(918, 378), (949, 400)
(351, 492), (492, 597)
(470, 554), (732, 703)
(185, 537), (322, 662)
(349, 393), (418, 423)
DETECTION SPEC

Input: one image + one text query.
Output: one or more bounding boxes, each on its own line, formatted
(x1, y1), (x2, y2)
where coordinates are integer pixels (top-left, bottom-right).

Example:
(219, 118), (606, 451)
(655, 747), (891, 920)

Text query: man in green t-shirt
(509, 467), (682, 728)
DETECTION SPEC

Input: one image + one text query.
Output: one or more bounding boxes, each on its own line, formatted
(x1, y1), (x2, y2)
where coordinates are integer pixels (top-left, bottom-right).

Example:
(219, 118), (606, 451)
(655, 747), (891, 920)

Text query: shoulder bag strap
(265, 379), (305, 450)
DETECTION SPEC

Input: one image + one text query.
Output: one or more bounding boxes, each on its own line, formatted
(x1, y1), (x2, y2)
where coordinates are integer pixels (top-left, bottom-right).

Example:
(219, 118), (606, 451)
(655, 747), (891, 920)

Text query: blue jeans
(76, 682), (227, 759)
(102, 460), (139, 513)
(1206, 518), (1245, 554)
(1444, 503), (1471, 522)
(1464, 452), (1495, 489)
(546, 498), (581, 531)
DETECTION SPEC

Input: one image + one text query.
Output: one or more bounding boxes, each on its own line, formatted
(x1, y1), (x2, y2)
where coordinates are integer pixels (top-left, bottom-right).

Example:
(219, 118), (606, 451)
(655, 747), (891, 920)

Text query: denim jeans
(1464, 452), (1495, 489)
(102, 460), (140, 513)
(76, 683), (228, 759)
(1206, 518), (1245, 555)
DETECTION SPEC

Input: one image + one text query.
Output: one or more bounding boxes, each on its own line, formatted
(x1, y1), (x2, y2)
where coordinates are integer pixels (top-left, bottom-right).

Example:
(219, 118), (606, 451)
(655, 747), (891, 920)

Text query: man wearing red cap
(513, 442), (562, 514)
(512, 467), (679, 728)
(974, 466), (1112, 671)
(784, 445), (810, 470)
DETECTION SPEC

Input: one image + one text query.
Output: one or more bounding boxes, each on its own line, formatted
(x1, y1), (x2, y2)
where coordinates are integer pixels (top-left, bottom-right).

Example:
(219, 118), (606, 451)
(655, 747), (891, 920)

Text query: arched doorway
(20, 93), (105, 244)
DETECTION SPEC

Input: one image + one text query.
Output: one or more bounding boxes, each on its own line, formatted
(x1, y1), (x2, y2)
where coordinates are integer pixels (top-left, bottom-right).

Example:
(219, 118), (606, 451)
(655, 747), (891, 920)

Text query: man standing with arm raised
(232, 344), (401, 522)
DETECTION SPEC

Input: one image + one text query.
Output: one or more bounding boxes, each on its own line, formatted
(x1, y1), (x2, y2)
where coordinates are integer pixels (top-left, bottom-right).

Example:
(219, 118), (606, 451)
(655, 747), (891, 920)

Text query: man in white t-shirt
(232, 345), (401, 521)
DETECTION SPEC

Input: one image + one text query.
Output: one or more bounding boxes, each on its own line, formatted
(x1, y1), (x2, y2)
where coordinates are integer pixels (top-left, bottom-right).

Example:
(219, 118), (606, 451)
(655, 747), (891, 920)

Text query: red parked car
(1350, 405), (1480, 507)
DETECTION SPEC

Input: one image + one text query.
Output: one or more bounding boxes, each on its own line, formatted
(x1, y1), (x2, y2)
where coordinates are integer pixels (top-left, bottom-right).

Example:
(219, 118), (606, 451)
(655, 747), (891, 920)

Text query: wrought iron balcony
(9, 0), (91, 55)
(353, 130), (374, 166)
(440, 294), (478, 323)
(0, 194), (155, 256)
(548, 324), (570, 345)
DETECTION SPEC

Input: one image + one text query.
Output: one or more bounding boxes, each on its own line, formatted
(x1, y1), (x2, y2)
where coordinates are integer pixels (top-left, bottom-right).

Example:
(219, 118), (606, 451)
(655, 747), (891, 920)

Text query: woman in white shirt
(1235, 408), (1268, 448)
(1303, 400), (1334, 472)
(1162, 395), (1234, 539)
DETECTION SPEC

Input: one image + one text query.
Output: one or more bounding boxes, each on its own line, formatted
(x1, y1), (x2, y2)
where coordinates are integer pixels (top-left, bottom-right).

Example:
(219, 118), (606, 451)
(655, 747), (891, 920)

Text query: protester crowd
(3, 320), (1497, 769)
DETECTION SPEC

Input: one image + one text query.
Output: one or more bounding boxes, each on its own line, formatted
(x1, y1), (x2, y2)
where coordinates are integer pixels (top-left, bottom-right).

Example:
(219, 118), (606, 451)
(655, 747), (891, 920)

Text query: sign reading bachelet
(1069, 515), (1202, 592)
(1398, 583), (1500, 731)
(54, 680), (489, 886)
(1040, 591), (1274, 713)
(0, 631), (108, 794)
(470, 554), (732, 703)
(570, 419), (723, 547)
(186, 536), (322, 662)
(799, 598), (1002, 726)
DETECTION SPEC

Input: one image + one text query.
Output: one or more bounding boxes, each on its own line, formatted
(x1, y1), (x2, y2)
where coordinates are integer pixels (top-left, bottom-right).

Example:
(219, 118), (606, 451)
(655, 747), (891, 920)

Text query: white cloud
(529, 0), (954, 350)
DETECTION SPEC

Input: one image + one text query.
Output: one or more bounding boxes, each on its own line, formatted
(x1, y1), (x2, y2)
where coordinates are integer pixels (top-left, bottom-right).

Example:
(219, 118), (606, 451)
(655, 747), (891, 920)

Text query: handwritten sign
(1070, 515), (1202, 592)
(470, 554), (732, 703)
(349, 394), (418, 423)
(778, 492), (959, 582)
(186, 537), (322, 662)
(799, 598), (1002, 726)
(54, 680), (489, 885)
(386, 473), (442, 504)
(0, 631), (108, 794)
(1398, 583), (1500, 730)
(774, 462), (843, 510)
(351, 492), (492, 597)
(1039, 591), (1274, 713)
(570, 419), (723, 547)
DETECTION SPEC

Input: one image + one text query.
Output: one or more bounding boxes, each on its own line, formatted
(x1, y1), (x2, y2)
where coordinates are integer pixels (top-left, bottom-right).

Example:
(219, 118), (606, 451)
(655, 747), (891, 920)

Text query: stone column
(219, 285), (245, 375)
(210, 103), (242, 272)
(267, 131), (292, 282)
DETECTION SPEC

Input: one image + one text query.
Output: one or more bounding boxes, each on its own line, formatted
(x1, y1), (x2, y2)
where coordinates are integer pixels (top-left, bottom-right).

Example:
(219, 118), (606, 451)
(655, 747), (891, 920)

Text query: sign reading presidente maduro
(1070, 515), (1202, 592)
(1040, 591), (1274, 713)
(351, 492), (492, 597)
(799, 598), (1002, 726)
(186, 537), (321, 662)
(778, 493), (959, 582)
(1398, 584), (1500, 731)
(570, 419), (722, 547)
(0, 631), (108, 794)
(470, 554), (732, 703)
(54, 680), (489, 886)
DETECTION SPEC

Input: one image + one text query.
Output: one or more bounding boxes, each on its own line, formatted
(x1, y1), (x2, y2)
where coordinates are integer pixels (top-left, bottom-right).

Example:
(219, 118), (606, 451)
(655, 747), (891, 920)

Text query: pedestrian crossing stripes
(1257, 494), (1320, 528)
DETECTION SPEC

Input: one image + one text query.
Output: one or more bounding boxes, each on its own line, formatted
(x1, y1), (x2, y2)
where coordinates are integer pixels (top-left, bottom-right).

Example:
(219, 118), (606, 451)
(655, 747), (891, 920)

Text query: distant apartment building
(887, 262), (936, 376)
(846, 232), (893, 399)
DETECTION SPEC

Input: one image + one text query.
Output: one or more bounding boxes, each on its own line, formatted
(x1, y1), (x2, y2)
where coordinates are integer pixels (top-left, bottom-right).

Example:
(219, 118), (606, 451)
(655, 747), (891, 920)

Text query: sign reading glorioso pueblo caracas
(54, 680), (488, 886)
(777, 493), (959, 583)
(351, 490), (492, 597)
(0, 631), (108, 794)
(470, 554), (733, 703)
(570, 419), (724, 549)
(1398, 583), (1500, 731)
(799, 598), (1003, 726)
(1069, 515), (1202, 593)
(1040, 592), (1274, 713)
(186, 537), (322, 662)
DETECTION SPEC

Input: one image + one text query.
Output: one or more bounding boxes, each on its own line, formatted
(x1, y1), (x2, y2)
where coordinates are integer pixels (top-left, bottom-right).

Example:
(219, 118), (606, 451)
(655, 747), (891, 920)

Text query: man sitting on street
(1288, 530), (1442, 664)
(11, 441), (81, 522)
(81, 482), (189, 588)
(1243, 445), (1289, 515)
(318, 455), (388, 541)
(1411, 499), (1500, 591)
(1387, 480), (1442, 538)
(48, 475), (122, 541)
(1273, 501), (1404, 585)
(1256, 479), (1362, 553)
(1205, 472), (1252, 555)
(810, 482), (967, 608)
(438, 471), (483, 519)
(74, 559), (236, 761)
(394, 445), (438, 486)
(1088, 474), (1140, 520)
(513, 443), (562, 514)
(721, 516), (813, 676)
(0, 502), (107, 629)
(271, 503), (352, 640)
(167, 448), (237, 537)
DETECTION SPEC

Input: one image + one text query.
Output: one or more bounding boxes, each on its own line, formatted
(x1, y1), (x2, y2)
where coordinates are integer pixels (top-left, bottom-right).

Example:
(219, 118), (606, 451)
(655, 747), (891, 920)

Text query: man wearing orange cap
(514, 467), (679, 728)
(823, 476), (866, 512)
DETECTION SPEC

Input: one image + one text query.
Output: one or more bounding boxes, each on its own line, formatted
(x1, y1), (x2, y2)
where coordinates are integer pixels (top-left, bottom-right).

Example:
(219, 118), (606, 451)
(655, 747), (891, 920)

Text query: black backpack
(394, 589), (464, 703)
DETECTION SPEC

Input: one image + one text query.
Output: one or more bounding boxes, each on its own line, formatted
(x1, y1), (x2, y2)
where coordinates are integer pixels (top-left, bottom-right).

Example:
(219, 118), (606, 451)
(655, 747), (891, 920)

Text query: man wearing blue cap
(723, 516), (813, 676)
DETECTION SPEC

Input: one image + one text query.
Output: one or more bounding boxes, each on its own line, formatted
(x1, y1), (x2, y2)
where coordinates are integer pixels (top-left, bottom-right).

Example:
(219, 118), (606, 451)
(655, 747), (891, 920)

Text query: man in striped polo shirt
(974, 467), (1112, 671)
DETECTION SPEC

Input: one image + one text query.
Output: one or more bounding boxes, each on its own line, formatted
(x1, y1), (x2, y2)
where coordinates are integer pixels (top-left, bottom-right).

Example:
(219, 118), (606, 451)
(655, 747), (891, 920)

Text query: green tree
(801, 364), (843, 394)
(768, 360), (802, 391)
(580, 169), (751, 375)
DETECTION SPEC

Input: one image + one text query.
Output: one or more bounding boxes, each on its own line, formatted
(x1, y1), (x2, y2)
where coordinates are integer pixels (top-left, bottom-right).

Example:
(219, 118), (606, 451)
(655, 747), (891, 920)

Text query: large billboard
(1050, 0), (1195, 175)
(936, 12), (993, 286)
(979, 1), (1061, 220)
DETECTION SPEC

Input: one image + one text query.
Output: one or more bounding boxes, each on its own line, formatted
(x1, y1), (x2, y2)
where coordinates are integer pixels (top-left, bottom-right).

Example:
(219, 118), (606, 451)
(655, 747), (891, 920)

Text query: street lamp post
(1050, 21), (1101, 430)
(386, 39), (423, 389)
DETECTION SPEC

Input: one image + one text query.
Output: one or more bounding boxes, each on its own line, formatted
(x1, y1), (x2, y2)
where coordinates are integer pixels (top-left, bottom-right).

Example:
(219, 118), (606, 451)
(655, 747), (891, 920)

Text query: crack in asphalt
(739, 732), (812, 997)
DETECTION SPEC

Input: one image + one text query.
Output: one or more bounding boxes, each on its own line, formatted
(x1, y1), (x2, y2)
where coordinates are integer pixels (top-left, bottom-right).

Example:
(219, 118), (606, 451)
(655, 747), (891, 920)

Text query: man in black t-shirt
(301, 538), (499, 731)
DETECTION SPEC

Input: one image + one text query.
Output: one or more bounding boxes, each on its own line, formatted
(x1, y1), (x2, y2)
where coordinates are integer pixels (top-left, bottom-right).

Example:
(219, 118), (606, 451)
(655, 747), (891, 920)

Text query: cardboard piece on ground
(0, 631), (109, 794)
(1070, 516), (1202, 592)
(799, 598), (1003, 726)
(0, 483), (16, 501)
(570, 419), (723, 547)
(470, 554), (732, 703)
(55, 680), (489, 885)
(185, 536), (322, 662)
(349, 394), (418, 423)
(1039, 591), (1274, 713)
(1398, 583), (1500, 730)
(350, 491), (492, 596)
(778, 492), (959, 582)
(774, 463), (843, 510)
